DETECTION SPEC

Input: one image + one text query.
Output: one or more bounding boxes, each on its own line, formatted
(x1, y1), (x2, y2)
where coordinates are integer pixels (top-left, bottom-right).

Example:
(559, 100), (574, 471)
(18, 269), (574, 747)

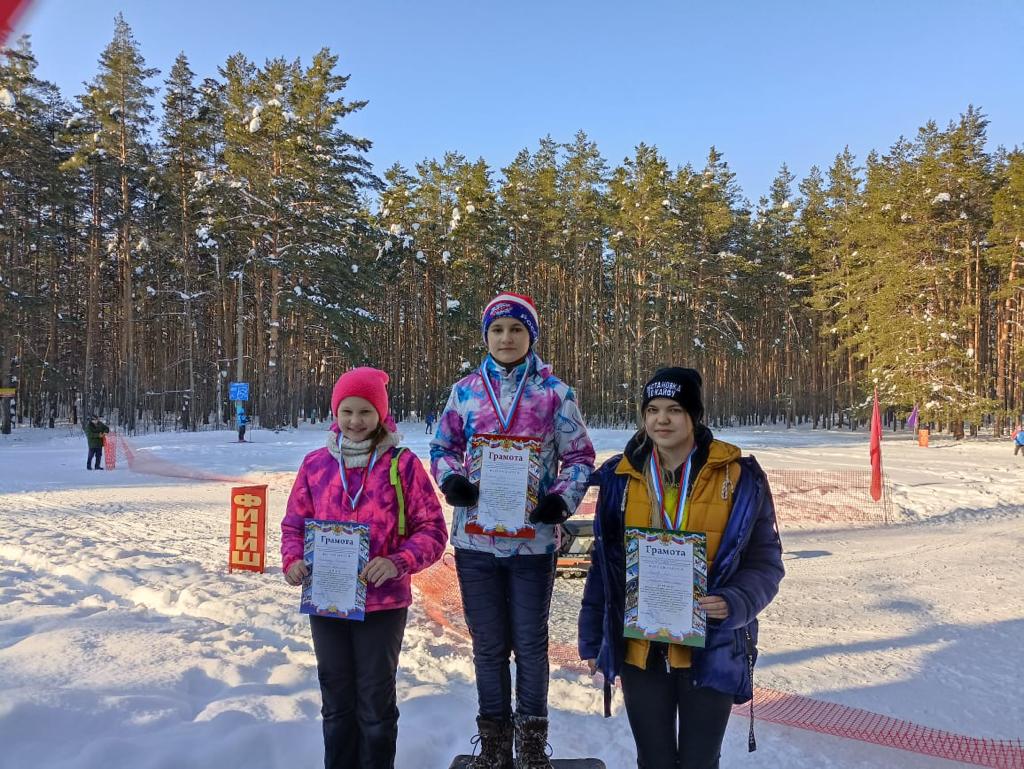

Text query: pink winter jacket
(281, 442), (448, 613)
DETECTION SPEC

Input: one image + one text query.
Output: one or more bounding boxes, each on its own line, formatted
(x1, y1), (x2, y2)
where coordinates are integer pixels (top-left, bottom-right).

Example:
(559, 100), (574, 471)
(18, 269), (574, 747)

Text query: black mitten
(528, 493), (569, 524)
(441, 474), (480, 507)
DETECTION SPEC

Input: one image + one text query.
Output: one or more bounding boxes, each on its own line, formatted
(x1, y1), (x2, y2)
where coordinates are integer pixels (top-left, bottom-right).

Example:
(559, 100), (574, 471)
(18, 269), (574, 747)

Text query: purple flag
(907, 404), (919, 429)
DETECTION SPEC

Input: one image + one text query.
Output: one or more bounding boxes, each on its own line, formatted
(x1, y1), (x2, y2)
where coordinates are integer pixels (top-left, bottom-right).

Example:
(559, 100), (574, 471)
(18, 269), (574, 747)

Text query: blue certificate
(300, 520), (370, 621)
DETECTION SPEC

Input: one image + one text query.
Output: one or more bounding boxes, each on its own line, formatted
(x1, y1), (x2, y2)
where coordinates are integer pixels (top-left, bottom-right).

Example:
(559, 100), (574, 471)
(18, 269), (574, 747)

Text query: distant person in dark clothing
(425, 410), (436, 434)
(85, 415), (109, 470)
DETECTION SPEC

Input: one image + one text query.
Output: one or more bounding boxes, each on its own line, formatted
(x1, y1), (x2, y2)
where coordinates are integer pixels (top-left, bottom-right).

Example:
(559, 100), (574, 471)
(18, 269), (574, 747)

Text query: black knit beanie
(641, 367), (704, 425)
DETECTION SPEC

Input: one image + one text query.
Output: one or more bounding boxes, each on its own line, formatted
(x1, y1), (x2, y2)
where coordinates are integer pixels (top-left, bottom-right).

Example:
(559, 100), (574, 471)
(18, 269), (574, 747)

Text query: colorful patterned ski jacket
(281, 428), (448, 613)
(578, 427), (784, 713)
(430, 353), (596, 556)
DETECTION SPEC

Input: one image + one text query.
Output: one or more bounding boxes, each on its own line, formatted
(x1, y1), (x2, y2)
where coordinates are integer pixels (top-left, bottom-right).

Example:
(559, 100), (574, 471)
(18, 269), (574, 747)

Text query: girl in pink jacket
(281, 367), (448, 769)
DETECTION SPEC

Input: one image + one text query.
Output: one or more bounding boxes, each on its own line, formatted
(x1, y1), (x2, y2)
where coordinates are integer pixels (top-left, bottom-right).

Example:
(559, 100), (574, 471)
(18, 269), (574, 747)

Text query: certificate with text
(300, 520), (370, 621)
(465, 433), (541, 538)
(623, 527), (707, 647)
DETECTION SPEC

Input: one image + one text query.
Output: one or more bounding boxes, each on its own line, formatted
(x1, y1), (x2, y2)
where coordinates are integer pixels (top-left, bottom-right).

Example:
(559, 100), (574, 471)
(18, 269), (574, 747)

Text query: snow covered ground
(1, 422), (1021, 769)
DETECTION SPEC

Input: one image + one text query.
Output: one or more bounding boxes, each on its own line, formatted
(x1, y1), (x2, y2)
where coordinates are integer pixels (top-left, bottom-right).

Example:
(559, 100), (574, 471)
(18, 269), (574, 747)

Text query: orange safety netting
(766, 468), (895, 526)
(103, 433), (246, 483)
(576, 469), (895, 528)
(750, 689), (1023, 769)
(412, 559), (1024, 769)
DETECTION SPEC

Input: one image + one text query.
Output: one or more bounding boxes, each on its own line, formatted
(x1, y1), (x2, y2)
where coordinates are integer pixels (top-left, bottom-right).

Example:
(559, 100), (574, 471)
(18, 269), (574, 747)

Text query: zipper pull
(721, 468), (733, 500)
(745, 627), (757, 752)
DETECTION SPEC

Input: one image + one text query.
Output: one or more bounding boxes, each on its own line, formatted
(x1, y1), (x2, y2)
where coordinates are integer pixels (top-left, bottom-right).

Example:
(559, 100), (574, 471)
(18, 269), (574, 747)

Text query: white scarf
(326, 428), (400, 467)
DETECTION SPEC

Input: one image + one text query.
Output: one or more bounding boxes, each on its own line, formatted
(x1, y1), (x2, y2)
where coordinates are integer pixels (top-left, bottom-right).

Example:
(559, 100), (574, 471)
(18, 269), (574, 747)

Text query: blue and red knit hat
(481, 292), (540, 345)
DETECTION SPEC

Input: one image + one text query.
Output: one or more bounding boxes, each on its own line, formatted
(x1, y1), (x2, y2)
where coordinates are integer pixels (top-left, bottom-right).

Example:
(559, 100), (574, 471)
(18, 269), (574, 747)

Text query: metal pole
(235, 270), (244, 429)
(236, 270), (244, 383)
(186, 297), (195, 431)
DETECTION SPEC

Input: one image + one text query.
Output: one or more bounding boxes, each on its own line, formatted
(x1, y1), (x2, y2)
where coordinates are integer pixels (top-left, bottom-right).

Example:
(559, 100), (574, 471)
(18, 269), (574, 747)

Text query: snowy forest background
(1, 15), (1023, 435)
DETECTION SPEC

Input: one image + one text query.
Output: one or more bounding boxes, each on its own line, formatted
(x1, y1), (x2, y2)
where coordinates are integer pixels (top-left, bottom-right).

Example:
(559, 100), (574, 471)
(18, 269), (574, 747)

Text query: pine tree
(987, 150), (1024, 430)
(606, 143), (674, 419)
(218, 50), (374, 427)
(0, 36), (70, 432)
(63, 14), (157, 431)
(750, 165), (800, 425)
(809, 147), (864, 427)
(795, 165), (834, 425)
(158, 52), (209, 429)
(557, 131), (608, 417)
(3, 24), (1022, 437)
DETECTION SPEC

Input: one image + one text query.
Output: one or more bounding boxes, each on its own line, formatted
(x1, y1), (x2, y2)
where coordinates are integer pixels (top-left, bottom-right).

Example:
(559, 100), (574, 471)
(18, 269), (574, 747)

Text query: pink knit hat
(331, 367), (392, 427)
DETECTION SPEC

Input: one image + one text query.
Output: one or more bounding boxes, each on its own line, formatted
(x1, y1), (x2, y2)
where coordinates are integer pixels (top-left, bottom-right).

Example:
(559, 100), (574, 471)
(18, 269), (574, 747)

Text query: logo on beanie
(646, 381), (682, 400)
(485, 303), (538, 337)
(481, 293), (540, 345)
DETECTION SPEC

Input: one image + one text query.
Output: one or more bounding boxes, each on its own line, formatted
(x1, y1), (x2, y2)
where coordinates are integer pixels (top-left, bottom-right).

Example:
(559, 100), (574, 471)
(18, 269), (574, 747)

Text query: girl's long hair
(367, 421), (391, 452)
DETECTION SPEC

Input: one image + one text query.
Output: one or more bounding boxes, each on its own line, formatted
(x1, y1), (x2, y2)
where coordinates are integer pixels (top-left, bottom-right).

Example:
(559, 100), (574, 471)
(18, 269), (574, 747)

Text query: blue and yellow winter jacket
(578, 426), (784, 715)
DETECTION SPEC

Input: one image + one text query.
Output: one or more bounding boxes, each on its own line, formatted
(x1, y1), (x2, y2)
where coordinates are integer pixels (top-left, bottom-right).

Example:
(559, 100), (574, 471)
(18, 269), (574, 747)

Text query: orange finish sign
(229, 485), (268, 573)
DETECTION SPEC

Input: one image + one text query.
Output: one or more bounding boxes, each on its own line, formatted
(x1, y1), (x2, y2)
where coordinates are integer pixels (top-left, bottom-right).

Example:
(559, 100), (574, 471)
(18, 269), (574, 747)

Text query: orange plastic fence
(750, 689), (1023, 769)
(412, 559), (1024, 769)
(104, 433), (246, 483)
(766, 468), (895, 525)
(579, 469), (895, 528)
(105, 434), (894, 528)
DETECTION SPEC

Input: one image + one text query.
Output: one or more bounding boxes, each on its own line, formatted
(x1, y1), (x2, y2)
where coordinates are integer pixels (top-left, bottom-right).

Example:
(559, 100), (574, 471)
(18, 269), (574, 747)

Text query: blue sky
(15, 0), (1024, 200)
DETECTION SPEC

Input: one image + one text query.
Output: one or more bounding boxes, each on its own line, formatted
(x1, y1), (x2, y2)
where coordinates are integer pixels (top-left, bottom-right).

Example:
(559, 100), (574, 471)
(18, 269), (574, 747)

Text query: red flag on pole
(0, 0), (32, 45)
(870, 387), (883, 501)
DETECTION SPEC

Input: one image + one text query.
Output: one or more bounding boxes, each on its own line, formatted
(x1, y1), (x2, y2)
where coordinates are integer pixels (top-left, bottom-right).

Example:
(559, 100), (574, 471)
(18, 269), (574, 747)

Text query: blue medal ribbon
(478, 355), (531, 434)
(649, 447), (696, 531)
(338, 447), (380, 511)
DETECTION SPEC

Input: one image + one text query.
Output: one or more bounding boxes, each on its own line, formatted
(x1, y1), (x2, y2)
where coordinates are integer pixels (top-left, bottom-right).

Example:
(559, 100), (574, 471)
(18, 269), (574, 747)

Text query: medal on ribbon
(338, 447), (380, 510)
(478, 355), (531, 434)
(649, 447), (695, 531)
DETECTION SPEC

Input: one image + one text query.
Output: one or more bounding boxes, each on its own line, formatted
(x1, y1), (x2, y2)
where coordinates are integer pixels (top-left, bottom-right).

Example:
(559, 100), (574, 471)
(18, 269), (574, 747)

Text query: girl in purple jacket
(431, 293), (595, 769)
(282, 367), (448, 769)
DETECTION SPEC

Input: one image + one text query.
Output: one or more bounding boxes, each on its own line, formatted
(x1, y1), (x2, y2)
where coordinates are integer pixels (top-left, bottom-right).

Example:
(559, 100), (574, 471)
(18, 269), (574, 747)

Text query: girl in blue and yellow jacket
(578, 367), (784, 769)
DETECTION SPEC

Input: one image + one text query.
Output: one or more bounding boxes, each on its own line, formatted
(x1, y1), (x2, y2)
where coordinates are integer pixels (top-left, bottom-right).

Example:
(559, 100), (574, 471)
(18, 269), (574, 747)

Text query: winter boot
(513, 713), (552, 769)
(469, 715), (514, 769)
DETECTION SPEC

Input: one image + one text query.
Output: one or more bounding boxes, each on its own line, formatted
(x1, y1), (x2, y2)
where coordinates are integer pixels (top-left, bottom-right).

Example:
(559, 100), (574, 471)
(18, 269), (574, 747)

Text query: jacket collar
(326, 423), (400, 465)
(615, 424), (738, 479)
(482, 351), (552, 384)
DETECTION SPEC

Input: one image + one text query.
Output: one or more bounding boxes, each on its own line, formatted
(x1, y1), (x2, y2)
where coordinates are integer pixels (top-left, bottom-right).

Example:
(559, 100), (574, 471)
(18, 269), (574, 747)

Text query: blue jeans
(454, 548), (556, 719)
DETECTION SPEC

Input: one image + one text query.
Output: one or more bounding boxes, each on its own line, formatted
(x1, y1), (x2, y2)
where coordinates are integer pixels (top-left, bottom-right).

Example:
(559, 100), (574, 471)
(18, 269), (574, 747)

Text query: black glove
(529, 493), (569, 524)
(441, 474), (479, 507)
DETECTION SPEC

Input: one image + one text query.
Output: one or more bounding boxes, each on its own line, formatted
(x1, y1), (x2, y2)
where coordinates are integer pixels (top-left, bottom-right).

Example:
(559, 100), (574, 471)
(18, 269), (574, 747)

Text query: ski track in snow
(0, 423), (1021, 768)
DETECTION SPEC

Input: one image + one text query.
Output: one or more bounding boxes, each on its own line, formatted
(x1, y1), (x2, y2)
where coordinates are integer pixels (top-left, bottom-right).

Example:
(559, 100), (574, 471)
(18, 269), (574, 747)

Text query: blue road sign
(229, 382), (250, 401)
